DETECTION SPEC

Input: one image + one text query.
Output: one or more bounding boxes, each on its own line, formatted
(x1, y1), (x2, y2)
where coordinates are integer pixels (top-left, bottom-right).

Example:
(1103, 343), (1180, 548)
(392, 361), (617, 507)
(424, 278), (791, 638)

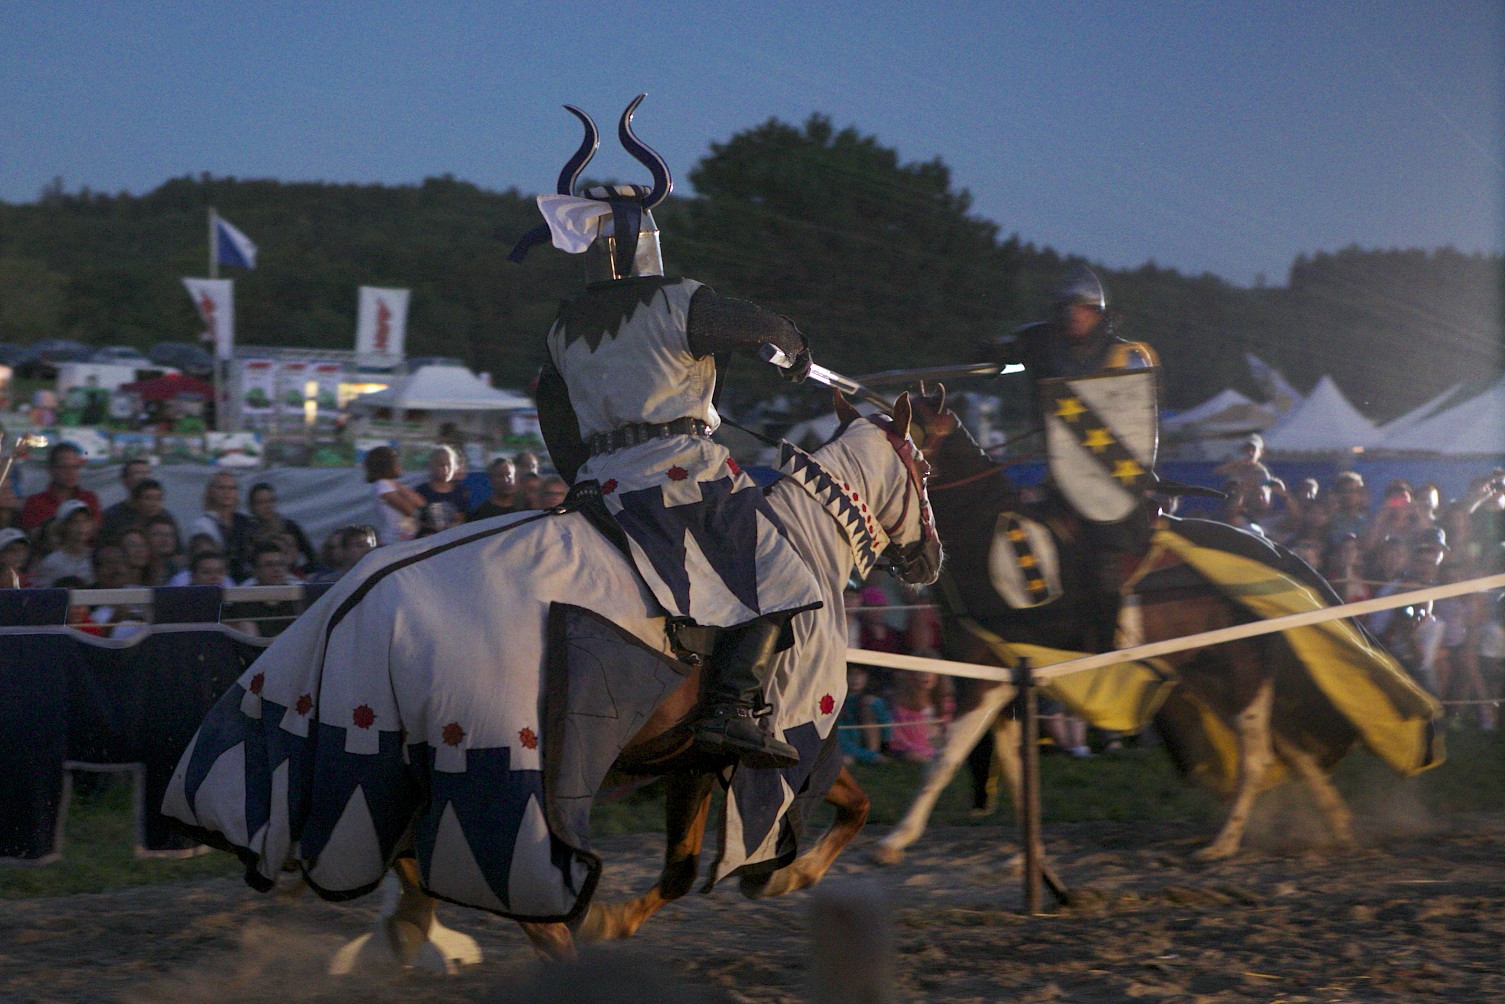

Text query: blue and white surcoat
(546, 277), (822, 628)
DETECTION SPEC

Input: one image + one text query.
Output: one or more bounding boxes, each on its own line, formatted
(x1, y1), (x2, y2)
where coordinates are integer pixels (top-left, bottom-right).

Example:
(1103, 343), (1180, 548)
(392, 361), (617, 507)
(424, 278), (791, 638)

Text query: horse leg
(1195, 675), (1275, 861)
(742, 766), (870, 899)
(328, 856), (483, 975)
(519, 921), (577, 962)
(1273, 734), (1357, 850)
(871, 682), (1015, 865)
(576, 771), (716, 941)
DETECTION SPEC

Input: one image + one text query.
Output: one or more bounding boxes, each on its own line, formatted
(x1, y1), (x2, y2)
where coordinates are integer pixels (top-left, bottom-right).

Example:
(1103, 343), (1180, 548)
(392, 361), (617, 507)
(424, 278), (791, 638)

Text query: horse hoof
(1192, 843), (1237, 862)
(869, 844), (904, 867)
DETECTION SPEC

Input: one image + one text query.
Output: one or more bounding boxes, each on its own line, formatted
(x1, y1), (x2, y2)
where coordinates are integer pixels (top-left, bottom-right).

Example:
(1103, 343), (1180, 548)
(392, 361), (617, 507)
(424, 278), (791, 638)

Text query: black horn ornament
(618, 94), (672, 209)
(557, 105), (599, 196)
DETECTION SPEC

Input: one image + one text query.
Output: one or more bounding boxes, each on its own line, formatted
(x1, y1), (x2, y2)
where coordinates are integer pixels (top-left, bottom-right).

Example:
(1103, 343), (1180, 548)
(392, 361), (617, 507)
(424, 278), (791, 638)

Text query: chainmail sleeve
(686, 288), (807, 361)
(535, 359), (589, 485)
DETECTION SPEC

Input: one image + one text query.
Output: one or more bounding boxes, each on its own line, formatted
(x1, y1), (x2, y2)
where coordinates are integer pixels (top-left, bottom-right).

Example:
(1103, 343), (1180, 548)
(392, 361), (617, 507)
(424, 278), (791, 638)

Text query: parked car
(16, 339), (92, 378)
(90, 345), (154, 367)
(403, 356), (466, 373)
(148, 341), (214, 376)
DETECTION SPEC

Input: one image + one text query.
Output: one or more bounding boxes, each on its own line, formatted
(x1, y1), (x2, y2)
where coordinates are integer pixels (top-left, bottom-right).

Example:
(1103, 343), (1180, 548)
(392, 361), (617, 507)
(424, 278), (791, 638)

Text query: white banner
(356, 286), (409, 359)
(183, 278), (234, 360)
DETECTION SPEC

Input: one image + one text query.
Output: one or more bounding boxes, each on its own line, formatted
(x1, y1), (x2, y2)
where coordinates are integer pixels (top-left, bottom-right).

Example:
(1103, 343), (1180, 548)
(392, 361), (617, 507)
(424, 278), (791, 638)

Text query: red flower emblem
(295, 694), (313, 716)
(820, 693), (836, 716)
(249, 672), (265, 695)
(601, 479), (618, 494)
(442, 722), (466, 747)
(518, 727), (539, 750)
(667, 466), (689, 482)
(727, 458), (741, 475)
(353, 705), (376, 729)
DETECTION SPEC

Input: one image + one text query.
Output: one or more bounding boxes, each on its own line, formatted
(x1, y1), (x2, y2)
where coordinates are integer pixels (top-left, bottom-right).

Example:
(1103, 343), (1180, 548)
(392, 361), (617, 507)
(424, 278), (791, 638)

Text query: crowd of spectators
(0, 443), (557, 641)
(1211, 452), (1505, 726)
(5, 438), (1502, 732)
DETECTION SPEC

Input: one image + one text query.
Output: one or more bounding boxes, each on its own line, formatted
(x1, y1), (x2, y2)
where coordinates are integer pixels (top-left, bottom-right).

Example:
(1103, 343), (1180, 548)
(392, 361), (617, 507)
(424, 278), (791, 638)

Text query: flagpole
(208, 206), (223, 432)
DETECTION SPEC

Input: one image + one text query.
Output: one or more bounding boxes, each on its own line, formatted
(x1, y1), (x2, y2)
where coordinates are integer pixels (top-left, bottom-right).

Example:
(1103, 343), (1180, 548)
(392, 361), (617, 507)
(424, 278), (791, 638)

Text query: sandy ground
(3, 808), (1502, 1003)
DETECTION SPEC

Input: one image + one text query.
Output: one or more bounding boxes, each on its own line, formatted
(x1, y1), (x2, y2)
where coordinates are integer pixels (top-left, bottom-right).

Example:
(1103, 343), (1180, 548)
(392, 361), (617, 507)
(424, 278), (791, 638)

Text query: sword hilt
(759, 344), (894, 412)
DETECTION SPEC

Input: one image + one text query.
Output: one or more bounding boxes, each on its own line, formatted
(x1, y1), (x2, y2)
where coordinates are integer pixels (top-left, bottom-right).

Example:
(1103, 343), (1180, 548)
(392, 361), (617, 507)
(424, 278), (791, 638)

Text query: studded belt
(586, 418), (712, 456)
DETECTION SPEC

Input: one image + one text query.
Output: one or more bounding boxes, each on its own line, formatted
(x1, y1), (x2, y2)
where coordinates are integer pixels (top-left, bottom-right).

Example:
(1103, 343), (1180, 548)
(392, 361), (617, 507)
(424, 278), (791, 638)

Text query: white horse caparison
(288, 394), (941, 968)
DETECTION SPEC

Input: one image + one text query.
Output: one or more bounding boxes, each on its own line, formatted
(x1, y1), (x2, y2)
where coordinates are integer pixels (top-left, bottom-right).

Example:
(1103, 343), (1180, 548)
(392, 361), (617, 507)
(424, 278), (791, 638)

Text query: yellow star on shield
(1111, 458), (1145, 484)
(1082, 427), (1114, 453)
(1054, 396), (1087, 422)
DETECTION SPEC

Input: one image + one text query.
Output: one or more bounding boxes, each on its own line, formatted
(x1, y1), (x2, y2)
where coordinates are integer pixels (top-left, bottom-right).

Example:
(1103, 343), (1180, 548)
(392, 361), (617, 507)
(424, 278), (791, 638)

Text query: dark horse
(872, 385), (1440, 865)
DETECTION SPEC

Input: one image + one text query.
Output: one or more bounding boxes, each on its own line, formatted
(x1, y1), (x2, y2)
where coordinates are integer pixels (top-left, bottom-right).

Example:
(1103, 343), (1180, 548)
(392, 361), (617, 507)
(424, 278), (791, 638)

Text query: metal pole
(208, 206), (223, 432)
(1016, 657), (1043, 915)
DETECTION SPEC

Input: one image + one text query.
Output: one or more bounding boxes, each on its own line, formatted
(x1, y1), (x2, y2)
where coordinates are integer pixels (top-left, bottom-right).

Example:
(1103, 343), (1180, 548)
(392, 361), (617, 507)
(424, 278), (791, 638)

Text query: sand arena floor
(4, 810), (1502, 1003)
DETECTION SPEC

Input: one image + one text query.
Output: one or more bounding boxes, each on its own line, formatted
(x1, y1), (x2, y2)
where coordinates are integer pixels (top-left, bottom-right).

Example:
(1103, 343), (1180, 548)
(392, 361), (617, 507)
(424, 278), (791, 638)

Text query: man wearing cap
(20, 443), (100, 533)
(0, 527), (32, 587)
(34, 498), (97, 587)
(1368, 527), (1450, 689)
(1214, 434), (1273, 495)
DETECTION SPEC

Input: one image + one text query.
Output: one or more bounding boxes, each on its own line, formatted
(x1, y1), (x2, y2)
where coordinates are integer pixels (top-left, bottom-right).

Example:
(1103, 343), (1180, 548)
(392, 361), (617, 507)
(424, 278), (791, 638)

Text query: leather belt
(587, 418), (711, 456)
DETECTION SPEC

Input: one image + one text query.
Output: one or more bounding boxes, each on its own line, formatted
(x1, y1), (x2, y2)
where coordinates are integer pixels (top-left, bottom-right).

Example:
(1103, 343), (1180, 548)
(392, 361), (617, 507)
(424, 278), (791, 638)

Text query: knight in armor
(511, 97), (823, 770)
(980, 265), (1161, 649)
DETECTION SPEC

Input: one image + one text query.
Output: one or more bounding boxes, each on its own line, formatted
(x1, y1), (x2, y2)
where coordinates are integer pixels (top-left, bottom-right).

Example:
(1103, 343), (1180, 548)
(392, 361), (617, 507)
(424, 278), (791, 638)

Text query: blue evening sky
(2, 1), (1501, 287)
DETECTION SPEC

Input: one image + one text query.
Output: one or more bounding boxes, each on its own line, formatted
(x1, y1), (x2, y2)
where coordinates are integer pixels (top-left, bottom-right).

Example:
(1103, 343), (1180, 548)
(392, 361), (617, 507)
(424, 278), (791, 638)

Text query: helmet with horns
(509, 95), (673, 282)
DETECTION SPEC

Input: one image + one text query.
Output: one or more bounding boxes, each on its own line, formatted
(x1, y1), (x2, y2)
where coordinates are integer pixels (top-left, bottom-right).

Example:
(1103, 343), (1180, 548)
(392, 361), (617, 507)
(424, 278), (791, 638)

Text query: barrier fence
(3, 574), (1500, 876)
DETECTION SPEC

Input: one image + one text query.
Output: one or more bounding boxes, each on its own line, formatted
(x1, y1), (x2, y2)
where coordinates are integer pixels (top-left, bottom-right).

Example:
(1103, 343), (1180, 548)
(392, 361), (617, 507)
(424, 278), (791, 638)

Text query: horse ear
(891, 392), (913, 439)
(833, 389), (862, 425)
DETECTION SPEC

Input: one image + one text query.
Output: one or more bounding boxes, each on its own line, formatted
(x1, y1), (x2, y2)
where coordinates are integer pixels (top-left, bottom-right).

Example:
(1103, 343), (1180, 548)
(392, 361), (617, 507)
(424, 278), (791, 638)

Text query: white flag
(183, 277), (235, 360)
(356, 286), (409, 359)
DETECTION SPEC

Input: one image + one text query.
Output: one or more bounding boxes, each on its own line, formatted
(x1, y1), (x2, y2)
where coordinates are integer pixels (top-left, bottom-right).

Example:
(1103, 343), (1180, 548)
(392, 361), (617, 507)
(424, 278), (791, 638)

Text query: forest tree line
(0, 115), (1500, 422)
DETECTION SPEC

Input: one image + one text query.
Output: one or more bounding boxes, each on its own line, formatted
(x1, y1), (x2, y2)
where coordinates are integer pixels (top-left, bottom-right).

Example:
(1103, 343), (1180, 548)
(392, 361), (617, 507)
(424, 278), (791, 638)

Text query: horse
(165, 392), (941, 965)
(870, 384), (1439, 866)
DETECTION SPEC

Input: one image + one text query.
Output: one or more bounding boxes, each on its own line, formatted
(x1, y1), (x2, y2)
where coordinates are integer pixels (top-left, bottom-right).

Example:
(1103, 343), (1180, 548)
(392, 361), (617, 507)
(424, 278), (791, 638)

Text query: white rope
(846, 572), (1505, 684)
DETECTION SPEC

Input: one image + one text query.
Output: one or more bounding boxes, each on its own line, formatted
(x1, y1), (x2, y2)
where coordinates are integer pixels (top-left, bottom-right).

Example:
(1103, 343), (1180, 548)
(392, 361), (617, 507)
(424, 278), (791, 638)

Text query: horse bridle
(874, 420), (936, 579)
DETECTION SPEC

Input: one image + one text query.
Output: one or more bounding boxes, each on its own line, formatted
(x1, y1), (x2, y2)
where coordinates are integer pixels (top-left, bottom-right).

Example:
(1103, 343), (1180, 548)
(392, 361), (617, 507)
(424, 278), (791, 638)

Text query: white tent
(1380, 375), (1505, 455)
(349, 365), (533, 412)
(1244, 353), (1304, 419)
(1261, 375), (1378, 453)
(1375, 381), (1466, 442)
(1163, 388), (1276, 437)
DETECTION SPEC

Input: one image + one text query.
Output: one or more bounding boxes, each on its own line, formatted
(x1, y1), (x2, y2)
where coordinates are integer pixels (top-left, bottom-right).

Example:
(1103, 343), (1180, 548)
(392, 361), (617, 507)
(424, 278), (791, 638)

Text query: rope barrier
(845, 572), (1505, 685)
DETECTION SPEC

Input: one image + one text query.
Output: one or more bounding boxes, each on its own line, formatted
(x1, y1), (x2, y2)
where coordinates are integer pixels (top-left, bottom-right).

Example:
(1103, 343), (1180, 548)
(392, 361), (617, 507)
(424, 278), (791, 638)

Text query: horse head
(907, 381), (995, 489)
(832, 389), (942, 586)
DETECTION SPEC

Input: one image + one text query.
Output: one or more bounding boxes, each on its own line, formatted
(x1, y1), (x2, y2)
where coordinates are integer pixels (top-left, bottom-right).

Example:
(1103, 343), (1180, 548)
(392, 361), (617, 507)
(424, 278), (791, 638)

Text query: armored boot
(692, 619), (801, 770)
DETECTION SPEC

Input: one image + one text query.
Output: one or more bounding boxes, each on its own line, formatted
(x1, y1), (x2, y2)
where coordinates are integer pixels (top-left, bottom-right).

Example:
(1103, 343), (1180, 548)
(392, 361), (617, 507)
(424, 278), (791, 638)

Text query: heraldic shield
(1042, 369), (1159, 524)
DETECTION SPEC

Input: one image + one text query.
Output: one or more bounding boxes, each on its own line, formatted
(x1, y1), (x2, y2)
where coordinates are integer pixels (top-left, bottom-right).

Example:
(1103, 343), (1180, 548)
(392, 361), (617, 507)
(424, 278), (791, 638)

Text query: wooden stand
(1015, 658), (1071, 914)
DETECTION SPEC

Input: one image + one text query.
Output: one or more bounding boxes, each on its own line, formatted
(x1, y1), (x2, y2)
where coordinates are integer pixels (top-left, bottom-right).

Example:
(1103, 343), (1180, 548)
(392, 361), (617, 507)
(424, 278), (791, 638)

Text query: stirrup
(692, 705), (800, 770)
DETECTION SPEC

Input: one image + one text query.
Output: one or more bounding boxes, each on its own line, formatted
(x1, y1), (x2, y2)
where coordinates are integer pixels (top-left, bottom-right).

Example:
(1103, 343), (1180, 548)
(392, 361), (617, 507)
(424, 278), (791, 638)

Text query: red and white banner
(183, 278), (234, 360)
(356, 286), (409, 359)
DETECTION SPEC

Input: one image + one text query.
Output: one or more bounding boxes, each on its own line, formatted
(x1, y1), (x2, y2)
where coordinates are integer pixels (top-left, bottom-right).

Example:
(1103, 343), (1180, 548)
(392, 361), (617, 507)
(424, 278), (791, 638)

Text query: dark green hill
(1, 122), (1499, 422)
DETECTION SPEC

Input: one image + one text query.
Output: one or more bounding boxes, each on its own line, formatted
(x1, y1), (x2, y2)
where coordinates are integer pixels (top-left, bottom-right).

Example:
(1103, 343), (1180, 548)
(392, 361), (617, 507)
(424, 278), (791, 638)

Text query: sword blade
(760, 344), (895, 412)
(854, 362), (1024, 387)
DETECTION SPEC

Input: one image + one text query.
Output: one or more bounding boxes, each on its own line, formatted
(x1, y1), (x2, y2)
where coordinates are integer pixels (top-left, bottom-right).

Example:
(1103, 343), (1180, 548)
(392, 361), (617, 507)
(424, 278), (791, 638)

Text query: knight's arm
(535, 359), (588, 486)
(686, 288), (808, 365)
(975, 323), (1038, 368)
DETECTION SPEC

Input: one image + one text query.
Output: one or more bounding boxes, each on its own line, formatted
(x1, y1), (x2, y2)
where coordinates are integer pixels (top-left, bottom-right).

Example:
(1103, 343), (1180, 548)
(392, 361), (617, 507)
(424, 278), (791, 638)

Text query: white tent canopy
(350, 365), (533, 412)
(1376, 381), (1466, 442)
(1261, 375), (1378, 453)
(1163, 388), (1276, 436)
(1380, 375), (1505, 455)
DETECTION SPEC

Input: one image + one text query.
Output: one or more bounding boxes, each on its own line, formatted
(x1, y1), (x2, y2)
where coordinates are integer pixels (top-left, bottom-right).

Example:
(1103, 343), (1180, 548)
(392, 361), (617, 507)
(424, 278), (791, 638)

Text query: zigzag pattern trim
(776, 442), (889, 580)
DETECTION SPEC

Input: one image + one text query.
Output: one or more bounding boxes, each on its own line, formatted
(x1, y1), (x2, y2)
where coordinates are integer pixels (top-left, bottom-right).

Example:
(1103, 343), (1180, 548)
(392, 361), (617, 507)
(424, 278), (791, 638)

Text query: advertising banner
(355, 286), (410, 359)
(183, 278), (234, 360)
(239, 358), (277, 427)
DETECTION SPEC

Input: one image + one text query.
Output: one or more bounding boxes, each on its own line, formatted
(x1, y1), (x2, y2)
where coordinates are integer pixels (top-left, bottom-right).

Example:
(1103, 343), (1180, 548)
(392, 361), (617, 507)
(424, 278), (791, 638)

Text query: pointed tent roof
(1375, 381), (1466, 441)
(1380, 375), (1505, 455)
(1163, 388), (1276, 438)
(1243, 352), (1304, 419)
(1261, 375), (1378, 452)
(349, 365), (533, 412)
